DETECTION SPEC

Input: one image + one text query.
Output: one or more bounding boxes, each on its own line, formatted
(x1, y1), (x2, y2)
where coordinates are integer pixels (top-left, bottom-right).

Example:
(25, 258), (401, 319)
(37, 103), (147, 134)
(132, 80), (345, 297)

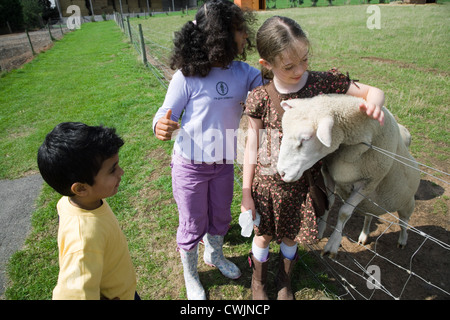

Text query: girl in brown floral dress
(241, 16), (385, 300)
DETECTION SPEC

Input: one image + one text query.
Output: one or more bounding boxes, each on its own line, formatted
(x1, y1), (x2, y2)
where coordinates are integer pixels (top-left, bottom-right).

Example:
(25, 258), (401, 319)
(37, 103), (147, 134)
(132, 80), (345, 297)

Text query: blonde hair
(256, 16), (310, 80)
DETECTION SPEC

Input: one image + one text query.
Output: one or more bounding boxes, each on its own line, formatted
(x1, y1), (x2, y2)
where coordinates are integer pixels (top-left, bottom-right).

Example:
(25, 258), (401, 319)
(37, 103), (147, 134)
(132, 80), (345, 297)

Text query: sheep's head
(277, 99), (336, 183)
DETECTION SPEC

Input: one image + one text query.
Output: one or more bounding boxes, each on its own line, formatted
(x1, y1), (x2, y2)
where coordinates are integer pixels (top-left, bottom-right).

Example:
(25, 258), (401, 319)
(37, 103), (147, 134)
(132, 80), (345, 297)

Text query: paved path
(0, 174), (43, 298)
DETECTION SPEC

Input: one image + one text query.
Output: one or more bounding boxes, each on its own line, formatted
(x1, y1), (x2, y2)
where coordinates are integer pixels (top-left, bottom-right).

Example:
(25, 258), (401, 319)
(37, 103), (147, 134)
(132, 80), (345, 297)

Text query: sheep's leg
(358, 215), (373, 245)
(322, 165), (335, 206)
(317, 211), (329, 239)
(397, 198), (414, 248)
(323, 183), (366, 259)
(318, 167), (335, 239)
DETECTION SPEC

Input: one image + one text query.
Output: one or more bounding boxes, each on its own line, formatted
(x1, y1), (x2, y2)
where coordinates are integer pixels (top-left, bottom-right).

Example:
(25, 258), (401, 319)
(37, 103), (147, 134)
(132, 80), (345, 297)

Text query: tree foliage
(0, 0), (59, 33)
(0, 0), (24, 32)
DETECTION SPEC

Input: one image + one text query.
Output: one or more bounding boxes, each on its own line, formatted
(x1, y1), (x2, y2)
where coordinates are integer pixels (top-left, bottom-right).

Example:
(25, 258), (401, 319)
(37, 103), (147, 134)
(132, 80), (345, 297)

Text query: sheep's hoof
(357, 234), (368, 246)
(321, 250), (337, 260)
(397, 243), (406, 249)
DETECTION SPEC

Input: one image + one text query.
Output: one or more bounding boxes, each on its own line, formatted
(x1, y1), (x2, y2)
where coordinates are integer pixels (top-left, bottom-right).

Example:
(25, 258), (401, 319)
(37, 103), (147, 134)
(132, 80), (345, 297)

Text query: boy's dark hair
(170, 0), (256, 77)
(37, 122), (124, 196)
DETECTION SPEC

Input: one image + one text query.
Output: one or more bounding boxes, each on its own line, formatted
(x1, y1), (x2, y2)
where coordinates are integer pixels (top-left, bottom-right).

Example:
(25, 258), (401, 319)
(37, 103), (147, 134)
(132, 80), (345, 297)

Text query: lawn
(1, 2), (449, 300)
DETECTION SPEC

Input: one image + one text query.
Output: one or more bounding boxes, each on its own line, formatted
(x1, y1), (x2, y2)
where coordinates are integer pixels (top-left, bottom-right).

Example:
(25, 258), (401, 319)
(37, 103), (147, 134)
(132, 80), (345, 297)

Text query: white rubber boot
(179, 245), (206, 300)
(203, 233), (241, 280)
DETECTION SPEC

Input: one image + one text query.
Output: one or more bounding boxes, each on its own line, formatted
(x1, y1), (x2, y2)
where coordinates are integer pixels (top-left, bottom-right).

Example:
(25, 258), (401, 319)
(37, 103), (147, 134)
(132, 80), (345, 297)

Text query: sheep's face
(277, 125), (319, 182)
(277, 103), (335, 183)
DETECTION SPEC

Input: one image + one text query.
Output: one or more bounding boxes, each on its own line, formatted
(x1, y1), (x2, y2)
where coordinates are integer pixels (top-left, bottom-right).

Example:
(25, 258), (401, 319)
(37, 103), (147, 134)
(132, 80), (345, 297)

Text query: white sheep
(277, 94), (420, 258)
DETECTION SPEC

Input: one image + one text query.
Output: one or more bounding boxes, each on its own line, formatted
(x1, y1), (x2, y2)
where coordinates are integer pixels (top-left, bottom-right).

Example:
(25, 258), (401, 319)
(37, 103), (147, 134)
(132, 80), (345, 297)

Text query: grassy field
(1, 3), (449, 300)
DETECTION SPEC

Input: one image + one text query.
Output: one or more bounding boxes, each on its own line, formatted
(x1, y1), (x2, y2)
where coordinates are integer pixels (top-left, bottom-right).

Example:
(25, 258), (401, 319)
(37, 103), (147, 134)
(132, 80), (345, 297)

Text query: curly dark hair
(37, 122), (124, 196)
(170, 0), (256, 77)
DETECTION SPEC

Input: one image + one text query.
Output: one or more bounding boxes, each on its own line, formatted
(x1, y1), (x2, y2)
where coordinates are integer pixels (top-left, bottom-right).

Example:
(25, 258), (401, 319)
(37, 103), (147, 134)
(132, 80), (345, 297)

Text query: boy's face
(89, 153), (124, 200)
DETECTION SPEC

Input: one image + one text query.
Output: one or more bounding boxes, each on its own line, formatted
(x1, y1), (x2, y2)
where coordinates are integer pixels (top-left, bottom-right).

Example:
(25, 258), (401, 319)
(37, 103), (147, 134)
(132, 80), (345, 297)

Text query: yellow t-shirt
(52, 196), (136, 300)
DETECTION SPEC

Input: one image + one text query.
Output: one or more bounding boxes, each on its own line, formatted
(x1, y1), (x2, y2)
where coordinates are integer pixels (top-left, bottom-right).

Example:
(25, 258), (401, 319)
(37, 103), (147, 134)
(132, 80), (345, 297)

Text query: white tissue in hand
(239, 210), (260, 237)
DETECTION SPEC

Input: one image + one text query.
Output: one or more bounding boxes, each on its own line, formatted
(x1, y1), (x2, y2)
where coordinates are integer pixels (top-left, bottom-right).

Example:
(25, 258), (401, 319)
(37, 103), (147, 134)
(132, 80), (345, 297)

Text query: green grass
(1, 3), (449, 300)
(0, 22), (166, 179)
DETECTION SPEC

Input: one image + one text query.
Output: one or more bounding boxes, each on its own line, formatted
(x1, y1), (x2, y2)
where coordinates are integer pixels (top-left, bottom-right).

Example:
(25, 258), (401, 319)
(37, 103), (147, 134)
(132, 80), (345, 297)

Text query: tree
(0, 0), (24, 32)
(39, 0), (59, 22)
(19, 0), (58, 30)
(21, 0), (43, 29)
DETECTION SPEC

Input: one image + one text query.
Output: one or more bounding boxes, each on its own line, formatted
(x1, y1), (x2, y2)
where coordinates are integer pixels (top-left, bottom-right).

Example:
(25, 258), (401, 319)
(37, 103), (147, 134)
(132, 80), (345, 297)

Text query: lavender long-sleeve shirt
(153, 61), (262, 163)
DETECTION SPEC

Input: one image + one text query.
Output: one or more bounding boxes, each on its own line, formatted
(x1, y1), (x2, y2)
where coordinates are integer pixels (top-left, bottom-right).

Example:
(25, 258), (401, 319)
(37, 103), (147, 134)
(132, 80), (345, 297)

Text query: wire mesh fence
(0, 24), (70, 72)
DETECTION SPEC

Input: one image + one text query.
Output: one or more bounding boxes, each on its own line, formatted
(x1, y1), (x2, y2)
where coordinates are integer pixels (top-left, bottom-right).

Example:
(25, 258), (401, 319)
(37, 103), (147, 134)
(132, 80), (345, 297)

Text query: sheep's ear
(281, 101), (293, 111)
(317, 116), (334, 148)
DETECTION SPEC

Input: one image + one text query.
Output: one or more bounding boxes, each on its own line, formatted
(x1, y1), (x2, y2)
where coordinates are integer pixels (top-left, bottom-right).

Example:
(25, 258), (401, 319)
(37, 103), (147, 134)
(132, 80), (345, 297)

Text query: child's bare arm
(347, 82), (385, 125)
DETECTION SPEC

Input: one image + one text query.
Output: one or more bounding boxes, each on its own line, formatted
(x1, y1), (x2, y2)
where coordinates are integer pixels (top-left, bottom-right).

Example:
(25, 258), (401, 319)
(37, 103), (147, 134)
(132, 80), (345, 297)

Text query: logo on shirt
(216, 81), (229, 96)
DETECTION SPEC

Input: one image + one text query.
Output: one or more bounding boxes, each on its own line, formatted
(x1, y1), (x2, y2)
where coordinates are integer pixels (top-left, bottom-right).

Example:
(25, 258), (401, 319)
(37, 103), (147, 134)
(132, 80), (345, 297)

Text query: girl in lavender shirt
(152, 0), (262, 300)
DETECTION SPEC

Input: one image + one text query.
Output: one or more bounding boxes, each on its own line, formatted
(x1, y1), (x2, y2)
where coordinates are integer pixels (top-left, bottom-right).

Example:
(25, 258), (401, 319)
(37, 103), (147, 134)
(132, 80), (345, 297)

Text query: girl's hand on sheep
(155, 109), (180, 141)
(346, 82), (385, 125)
(359, 102), (385, 126)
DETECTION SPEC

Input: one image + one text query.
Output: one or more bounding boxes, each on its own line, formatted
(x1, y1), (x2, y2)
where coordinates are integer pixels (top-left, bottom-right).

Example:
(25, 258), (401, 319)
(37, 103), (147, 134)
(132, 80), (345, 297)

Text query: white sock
(280, 241), (298, 260)
(252, 238), (269, 262)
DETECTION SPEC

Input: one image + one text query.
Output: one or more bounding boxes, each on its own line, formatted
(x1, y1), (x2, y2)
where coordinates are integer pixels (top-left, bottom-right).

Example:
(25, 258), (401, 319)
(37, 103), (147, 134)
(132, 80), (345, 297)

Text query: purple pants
(171, 155), (234, 251)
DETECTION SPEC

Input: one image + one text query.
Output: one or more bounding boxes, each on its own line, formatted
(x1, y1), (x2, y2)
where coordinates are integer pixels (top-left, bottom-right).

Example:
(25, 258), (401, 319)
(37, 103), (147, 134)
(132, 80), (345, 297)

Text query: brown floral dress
(245, 69), (351, 244)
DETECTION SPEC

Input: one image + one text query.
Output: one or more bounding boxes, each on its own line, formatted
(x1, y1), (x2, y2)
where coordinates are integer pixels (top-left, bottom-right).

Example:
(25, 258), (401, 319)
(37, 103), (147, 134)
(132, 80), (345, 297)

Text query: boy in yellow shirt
(38, 122), (137, 300)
